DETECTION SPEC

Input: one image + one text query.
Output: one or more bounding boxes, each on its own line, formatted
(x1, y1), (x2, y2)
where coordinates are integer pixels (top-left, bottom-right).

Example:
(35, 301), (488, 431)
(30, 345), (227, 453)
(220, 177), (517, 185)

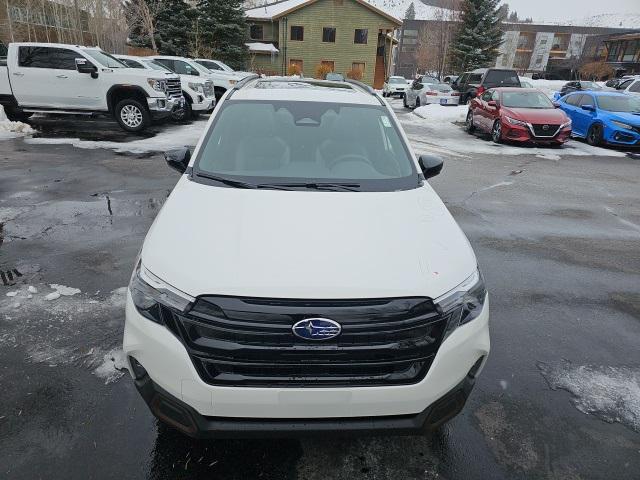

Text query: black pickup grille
(160, 296), (449, 388)
(531, 123), (560, 137)
(166, 78), (182, 99)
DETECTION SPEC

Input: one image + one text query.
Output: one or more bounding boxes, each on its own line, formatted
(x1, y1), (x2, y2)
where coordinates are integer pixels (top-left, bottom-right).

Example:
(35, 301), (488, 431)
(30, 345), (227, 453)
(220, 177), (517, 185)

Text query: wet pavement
(1, 117), (640, 479)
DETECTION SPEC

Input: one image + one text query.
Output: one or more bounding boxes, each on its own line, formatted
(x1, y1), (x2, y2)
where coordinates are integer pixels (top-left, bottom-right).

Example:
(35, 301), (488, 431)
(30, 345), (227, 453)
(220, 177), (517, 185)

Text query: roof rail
(344, 79), (385, 105)
(233, 74), (260, 90)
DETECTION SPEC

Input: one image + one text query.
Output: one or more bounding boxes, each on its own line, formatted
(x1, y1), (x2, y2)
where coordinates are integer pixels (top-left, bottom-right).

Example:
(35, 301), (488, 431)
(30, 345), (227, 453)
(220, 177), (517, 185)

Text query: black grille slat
(531, 124), (560, 137)
(162, 295), (448, 388)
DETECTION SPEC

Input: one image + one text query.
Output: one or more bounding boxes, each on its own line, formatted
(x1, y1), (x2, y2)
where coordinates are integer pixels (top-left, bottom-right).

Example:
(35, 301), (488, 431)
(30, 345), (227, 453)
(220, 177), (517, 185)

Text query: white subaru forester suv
(123, 76), (490, 437)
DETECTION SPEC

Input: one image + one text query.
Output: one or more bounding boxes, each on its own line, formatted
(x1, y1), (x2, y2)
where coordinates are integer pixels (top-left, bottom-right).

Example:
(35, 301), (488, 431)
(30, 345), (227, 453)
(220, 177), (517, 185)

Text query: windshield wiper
(195, 172), (256, 189)
(257, 182), (361, 192)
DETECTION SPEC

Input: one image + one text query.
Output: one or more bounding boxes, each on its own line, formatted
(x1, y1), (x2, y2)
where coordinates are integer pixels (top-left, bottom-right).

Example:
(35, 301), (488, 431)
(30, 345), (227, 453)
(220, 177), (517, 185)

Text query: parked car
(559, 81), (602, 97)
(557, 91), (640, 146)
(416, 74), (440, 84)
(152, 56), (242, 100)
(114, 54), (214, 121)
(194, 58), (253, 78)
(443, 75), (458, 84)
(382, 76), (409, 97)
(0, 42), (182, 132)
(615, 77), (640, 96)
(123, 76), (490, 438)
(466, 87), (572, 145)
(452, 68), (521, 104)
(605, 75), (636, 89)
(404, 80), (460, 107)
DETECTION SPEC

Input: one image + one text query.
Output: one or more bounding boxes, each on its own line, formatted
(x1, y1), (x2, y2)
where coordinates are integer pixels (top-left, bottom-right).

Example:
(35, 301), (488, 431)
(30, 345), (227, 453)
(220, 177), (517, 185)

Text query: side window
(154, 59), (174, 71)
(121, 59), (144, 69)
(174, 60), (199, 76)
(469, 73), (482, 83)
(578, 95), (594, 107)
(458, 73), (468, 85)
(618, 79), (632, 89)
(491, 90), (500, 101)
(208, 62), (223, 71)
(564, 94), (581, 106)
(629, 81), (640, 93)
(481, 90), (493, 101)
(18, 46), (78, 69)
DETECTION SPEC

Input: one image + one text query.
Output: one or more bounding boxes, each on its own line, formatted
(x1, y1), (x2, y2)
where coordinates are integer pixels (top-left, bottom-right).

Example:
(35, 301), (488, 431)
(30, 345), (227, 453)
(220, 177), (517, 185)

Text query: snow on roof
(246, 0), (402, 24)
(246, 42), (280, 53)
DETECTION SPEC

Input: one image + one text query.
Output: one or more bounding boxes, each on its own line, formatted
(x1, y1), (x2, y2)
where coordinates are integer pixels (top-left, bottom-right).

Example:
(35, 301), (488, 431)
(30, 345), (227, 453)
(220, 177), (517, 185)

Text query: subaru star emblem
(292, 318), (342, 341)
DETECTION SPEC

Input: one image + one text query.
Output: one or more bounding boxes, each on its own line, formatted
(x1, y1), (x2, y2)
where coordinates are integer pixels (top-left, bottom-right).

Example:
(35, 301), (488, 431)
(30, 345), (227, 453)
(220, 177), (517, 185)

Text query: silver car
(404, 80), (460, 108)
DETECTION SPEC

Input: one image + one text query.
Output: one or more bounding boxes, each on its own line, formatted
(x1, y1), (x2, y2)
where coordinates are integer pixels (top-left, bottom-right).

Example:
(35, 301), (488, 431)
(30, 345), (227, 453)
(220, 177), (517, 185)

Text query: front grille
(166, 78), (182, 99)
(161, 296), (449, 388)
(203, 81), (214, 98)
(531, 123), (560, 137)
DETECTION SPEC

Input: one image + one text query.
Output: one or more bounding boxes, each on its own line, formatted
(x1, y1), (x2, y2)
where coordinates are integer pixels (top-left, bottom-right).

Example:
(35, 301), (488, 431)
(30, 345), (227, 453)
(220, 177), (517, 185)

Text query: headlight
(561, 119), (572, 129)
(147, 78), (167, 92)
(129, 261), (194, 323)
(505, 116), (527, 127)
(435, 269), (487, 337)
(611, 120), (633, 130)
(188, 82), (205, 93)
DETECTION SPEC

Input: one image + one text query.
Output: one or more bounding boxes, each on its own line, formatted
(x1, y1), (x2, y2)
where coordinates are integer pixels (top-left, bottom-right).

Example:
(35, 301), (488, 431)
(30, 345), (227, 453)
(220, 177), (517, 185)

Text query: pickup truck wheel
(115, 99), (150, 133)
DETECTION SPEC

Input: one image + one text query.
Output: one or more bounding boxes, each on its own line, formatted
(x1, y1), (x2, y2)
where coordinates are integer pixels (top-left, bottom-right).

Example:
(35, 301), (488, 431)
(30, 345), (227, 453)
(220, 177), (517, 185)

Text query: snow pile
(538, 360), (640, 433)
(0, 104), (36, 139)
(413, 104), (467, 122)
(25, 118), (209, 154)
(565, 13), (640, 29)
(93, 348), (128, 384)
(527, 79), (567, 100)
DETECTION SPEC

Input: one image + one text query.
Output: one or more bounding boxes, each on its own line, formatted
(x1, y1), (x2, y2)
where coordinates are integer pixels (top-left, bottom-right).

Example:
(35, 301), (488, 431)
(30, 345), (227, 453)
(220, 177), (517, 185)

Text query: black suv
(559, 81), (602, 97)
(452, 68), (521, 104)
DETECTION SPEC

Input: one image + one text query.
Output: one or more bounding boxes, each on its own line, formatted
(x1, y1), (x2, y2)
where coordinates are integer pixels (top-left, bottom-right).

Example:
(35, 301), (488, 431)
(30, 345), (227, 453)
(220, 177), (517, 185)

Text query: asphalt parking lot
(1, 109), (639, 480)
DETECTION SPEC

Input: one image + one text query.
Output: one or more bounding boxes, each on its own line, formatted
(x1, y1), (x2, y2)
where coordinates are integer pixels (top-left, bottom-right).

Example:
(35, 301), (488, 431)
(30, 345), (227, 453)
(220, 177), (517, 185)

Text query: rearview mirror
(581, 104), (595, 112)
(418, 155), (444, 179)
(75, 58), (98, 78)
(165, 147), (191, 173)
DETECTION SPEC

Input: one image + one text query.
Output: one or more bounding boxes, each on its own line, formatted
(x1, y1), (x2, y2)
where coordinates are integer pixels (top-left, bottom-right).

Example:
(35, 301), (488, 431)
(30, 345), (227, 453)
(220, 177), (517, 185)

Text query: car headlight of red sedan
(505, 116), (528, 127)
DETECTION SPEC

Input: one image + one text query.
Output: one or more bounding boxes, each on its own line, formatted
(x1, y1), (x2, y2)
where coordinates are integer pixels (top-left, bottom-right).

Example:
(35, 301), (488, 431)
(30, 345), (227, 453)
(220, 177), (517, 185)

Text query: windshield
(596, 95), (640, 113)
(502, 91), (553, 108)
(389, 77), (406, 84)
(581, 81), (602, 90)
(194, 101), (418, 191)
(144, 60), (172, 72)
(83, 49), (125, 68)
(215, 60), (233, 72)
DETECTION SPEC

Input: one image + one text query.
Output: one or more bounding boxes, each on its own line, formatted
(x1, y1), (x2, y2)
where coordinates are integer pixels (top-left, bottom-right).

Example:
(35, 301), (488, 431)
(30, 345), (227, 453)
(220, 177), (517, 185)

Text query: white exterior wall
(567, 33), (588, 59)
(528, 32), (554, 71)
(496, 30), (520, 68)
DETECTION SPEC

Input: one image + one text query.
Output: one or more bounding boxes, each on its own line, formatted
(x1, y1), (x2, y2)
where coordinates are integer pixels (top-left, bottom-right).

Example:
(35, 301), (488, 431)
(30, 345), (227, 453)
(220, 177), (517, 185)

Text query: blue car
(557, 91), (640, 147)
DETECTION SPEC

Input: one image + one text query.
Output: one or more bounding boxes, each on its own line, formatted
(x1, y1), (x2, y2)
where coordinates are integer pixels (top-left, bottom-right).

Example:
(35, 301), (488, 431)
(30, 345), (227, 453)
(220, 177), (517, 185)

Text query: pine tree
(155, 0), (195, 55)
(449, 0), (504, 71)
(195, 0), (247, 69)
(404, 2), (416, 20)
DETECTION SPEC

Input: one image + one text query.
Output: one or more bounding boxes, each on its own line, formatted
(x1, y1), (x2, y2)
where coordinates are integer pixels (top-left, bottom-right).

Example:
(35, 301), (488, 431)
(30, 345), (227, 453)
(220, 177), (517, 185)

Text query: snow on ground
(24, 118), (209, 154)
(93, 348), (128, 384)
(398, 102), (627, 158)
(0, 105), (36, 139)
(538, 360), (640, 433)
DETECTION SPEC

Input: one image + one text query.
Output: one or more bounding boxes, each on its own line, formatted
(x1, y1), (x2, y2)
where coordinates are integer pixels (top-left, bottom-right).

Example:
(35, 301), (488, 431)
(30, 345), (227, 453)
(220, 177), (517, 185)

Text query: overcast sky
(503, 0), (639, 22)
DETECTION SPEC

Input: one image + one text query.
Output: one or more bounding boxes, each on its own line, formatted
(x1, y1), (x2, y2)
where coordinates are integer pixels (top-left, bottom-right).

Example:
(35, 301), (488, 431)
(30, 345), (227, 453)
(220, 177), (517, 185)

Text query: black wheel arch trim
(106, 85), (151, 113)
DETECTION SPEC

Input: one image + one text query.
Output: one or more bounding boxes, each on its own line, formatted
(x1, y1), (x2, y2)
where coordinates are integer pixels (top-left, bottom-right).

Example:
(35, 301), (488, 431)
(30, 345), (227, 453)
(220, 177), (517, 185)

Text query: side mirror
(581, 104), (595, 112)
(552, 101), (560, 108)
(165, 147), (191, 173)
(487, 100), (498, 107)
(418, 155), (444, 179)
(76, 58), (98, 78)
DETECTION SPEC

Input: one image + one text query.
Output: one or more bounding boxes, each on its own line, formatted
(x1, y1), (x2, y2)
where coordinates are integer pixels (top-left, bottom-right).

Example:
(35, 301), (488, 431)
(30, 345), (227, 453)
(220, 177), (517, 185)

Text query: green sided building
(245, 0), (401, 88)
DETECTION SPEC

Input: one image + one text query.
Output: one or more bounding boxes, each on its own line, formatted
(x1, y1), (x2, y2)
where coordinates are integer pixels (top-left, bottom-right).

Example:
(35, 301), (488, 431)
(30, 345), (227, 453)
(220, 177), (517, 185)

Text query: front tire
(415, 97), (421, 108)
(403, 95), (409, 109)
(491, 120), (503, 144)
(171, 99), (192, 123)
(115, 99), (150, 133)
(586, 124), (603, 146)
(465, 110), (476, 134)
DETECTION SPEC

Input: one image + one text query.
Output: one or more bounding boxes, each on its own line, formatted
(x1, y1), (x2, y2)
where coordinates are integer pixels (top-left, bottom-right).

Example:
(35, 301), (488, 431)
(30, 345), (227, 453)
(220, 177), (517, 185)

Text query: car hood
(141, 179), (477, 299)
(606, 112), (640, 126)
(502, 107), (568, 124)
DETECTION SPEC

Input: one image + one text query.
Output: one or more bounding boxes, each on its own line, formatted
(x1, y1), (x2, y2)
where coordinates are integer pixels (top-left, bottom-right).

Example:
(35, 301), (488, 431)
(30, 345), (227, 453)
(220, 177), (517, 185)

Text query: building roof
(245, 0), (402, 26)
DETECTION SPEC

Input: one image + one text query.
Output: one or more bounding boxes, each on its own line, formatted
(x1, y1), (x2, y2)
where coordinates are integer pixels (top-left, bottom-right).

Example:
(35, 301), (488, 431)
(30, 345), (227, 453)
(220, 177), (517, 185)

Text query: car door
(10, 45), (61, 107)
(559, 93), (581, 133)
(475, 90), (494, 130)
(408, 81), (422, 106)
(573, 94), (596, 136)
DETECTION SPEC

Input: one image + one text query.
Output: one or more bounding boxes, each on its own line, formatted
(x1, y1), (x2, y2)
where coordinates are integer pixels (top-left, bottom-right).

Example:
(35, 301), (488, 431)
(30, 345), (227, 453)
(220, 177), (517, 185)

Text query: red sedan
(465, 88), (572, 145)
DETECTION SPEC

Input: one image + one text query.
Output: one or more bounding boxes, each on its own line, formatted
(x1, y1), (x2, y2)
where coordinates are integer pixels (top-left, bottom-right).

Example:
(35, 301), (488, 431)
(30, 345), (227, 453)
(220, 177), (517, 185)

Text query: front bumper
(148, 96), (185, 119)
(190, 95), (215, 112)
(603, 125), (640, 146)
(123, 292), (489, 433)
(502, 121), (571, 144)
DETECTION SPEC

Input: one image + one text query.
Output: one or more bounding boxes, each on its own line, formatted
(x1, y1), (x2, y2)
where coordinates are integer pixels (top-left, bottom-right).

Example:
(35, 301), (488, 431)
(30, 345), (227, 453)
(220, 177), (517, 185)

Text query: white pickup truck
(0, 42), (184, 132)
(151, 56), (245, 100)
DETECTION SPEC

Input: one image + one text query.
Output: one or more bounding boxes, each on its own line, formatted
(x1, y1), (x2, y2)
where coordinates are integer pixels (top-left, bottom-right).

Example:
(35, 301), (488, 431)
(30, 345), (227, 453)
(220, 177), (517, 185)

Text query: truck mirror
(76, 58), (98, 78)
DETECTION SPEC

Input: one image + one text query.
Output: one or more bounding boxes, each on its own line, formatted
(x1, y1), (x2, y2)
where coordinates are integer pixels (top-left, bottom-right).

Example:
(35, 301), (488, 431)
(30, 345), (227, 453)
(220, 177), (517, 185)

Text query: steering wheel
(327, 154), (370, 171)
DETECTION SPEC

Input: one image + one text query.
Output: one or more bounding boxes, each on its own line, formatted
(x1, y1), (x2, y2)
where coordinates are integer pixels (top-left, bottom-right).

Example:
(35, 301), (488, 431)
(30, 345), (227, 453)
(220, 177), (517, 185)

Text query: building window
(250, 25), (263, 40)
(352, 62), (365, 73)
(321, 60), (335, 71)
(322, 27), (336, 43)
(403, 29), (418, 37)
(354, 29), (368, 44)
(290, 26), (304, 41)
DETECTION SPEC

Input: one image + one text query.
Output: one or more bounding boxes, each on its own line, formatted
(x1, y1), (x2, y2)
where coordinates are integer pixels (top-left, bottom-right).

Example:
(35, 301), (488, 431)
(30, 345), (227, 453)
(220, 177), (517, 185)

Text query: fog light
(129, 356), (148, 379)
(157, 100), (166, 109)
